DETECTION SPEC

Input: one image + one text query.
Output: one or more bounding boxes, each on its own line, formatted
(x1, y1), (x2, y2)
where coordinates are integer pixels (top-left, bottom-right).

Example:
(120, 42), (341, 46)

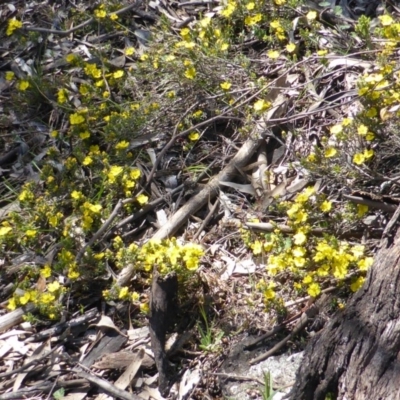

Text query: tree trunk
(290, 229), (400, 400)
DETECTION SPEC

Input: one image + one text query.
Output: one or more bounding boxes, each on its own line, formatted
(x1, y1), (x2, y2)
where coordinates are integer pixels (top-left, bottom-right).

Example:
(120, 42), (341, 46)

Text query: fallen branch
(0, 303), (36, 334)
(152, 137), (263, 239)
(73, 368), (142, 400)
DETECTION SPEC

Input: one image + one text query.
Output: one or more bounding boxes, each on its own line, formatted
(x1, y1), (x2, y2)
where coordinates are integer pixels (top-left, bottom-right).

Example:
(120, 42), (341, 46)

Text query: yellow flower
(253, 99), (271, 112)
(130, 168), (141, 179)
(353, 153), (365, 165)
(57, 88), (68, 104)
(18, 80), (30, 91)
(119, 286), (129, 299)
(365, 132), (375, 141)
(25, 229), (37, 238)
(324, 147), (337, 158)
(131, 292), (140, 302)
(220, 42), (229, 51)
(270, 20), (281, 29)
(68, 268), (80, 280)
(41, 265), (52, 278)
(48, 281), (61, 292)
(264, 286), (276, 300)
(19, 292), (31, 305)
(113, 70), (124, 79)
(357, 124), (368, 135)
(183, 41), (196, 49)
(286, 43), (296, 53)
(219, 3), (235, 18)
(71, 190), (83, 200)
(293, 231), (307, 245)
(199, 17), (211, 27)
(350, 276), (365, 292)
(320, 200), (332, 212)
(80, 130), (90, 139)
(351, 245), (364, 259)
(307, 153), (316, 162)
(267, 50), (280, 59)
(307, 282), (321, 297)
(252, 240), (263, 255)
(7, 298), (17, 311)
(109, 13), (118, 21)
(379, 15), (394, 26)
(84, 202), (102, 213)
(125, 47), (135, 56)
(274, 0), (286, 4)
(306, 11), (318, 21)
(6, 18), (23, 36)
(358, 257), (373, 271)
(363, 149), (374, 159)
(330, 124), (342, 134)
(94, 8), (107, 18)
(66, 54), (77, 63)
(79, 84), (89, 95)
(220, 81), (232, 90)
(317, 49), (328, 56)
(140, 302), (149, 314)
(180, 27), (190, 38)
(82, 156), (93, 166)
(0, 226), (12, 236)
(41, 293), (55, 304)
(70, 113), (85, 125)
(108, 165), (124, 183)
(5, 71), (15, 81)
(136, 194), (149, 205)
(357, 204), (368, 217)
(188, 132), (200, 141)
(184, 67), (196, 79)
(342, 118), (353, 126)
(116, 140), (129, 150)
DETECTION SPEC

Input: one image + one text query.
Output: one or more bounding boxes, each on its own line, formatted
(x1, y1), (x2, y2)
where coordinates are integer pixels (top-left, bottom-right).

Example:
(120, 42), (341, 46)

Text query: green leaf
(53, 388), (65, 400)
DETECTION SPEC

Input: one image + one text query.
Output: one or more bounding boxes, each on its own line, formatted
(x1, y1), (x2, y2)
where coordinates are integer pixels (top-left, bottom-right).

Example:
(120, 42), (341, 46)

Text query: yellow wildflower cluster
(139, 238), (204, 275)
(103, 165), (142, 198)
(6, 18), (22, 36)
(102, 238), (204, 304)
(219, 0), (236, 18)
(270, 20), (286, 41)
(247, 187), (373, 300)
(8, 274), (65, 319)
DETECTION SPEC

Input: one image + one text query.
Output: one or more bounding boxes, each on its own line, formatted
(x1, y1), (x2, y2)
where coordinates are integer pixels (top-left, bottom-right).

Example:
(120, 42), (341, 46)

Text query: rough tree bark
(290, 224), (400, 400)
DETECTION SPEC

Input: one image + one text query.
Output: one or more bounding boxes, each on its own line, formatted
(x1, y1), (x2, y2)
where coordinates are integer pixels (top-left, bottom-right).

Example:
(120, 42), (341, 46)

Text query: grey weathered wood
(290, 228), (400, 399)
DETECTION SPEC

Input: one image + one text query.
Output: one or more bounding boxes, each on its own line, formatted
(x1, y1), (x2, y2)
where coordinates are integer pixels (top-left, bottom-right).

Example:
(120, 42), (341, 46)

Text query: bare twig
(73, 368), (142, 400)
(193, 198), (220, 241)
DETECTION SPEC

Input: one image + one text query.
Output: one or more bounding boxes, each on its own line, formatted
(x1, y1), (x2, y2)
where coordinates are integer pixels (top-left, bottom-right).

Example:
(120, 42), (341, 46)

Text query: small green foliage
(261, 370), (276, 400)
(197, 305), (224, 353)
(355, 15), (371, 40)
(53, 388), (65, 400)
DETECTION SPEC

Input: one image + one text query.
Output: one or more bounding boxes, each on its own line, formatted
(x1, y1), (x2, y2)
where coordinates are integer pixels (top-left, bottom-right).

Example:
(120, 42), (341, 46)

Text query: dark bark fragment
(149, 270), (178, 396)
